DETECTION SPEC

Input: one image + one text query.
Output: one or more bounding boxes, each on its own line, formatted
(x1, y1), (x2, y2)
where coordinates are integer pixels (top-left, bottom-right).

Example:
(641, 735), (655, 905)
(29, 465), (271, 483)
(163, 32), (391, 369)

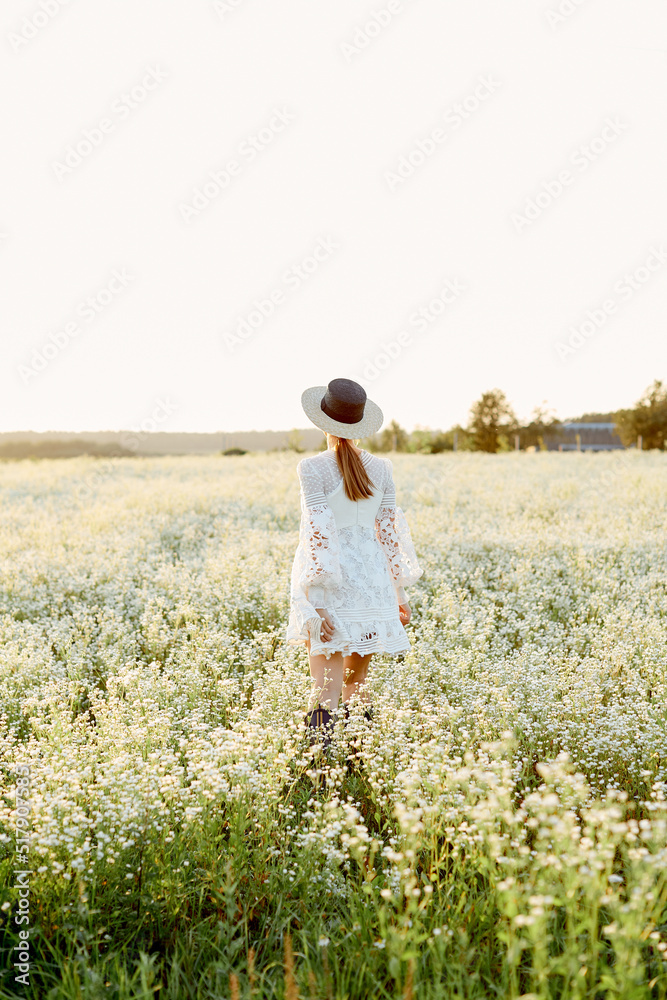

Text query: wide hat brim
(301, 385), (384, 439)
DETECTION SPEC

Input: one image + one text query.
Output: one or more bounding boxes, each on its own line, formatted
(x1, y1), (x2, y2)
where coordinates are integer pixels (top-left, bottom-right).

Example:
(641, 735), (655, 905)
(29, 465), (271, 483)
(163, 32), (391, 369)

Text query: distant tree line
(4, 379), (664, 461)
(282, 378), (666, 455)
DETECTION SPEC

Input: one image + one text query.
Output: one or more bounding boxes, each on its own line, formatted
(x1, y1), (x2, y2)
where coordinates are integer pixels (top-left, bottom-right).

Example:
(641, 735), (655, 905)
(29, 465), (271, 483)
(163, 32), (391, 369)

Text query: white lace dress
(285, 448), (423, 660)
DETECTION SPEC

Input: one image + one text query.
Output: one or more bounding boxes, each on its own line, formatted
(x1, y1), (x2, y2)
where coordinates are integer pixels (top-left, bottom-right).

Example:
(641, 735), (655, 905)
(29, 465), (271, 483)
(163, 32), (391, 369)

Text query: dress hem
(285, 635), (411, 659)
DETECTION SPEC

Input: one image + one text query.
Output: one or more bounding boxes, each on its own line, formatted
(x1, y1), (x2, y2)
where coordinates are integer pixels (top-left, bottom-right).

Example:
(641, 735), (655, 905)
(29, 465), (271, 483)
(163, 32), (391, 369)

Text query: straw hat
(301, 378), (384, 439)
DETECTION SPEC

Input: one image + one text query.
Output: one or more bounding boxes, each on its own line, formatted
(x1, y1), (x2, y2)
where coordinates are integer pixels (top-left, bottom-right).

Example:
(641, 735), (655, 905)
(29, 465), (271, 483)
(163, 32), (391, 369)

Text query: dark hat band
(320, 390), (365, 424)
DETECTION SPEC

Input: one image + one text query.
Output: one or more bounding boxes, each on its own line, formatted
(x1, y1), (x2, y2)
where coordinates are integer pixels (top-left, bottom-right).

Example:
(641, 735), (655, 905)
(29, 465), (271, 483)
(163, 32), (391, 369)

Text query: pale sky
(2, 0), (666, 434)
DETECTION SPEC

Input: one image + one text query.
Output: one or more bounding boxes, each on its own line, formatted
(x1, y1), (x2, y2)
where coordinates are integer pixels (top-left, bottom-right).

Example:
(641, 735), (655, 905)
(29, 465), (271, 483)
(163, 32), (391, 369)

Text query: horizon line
(0, 415), (618, 436)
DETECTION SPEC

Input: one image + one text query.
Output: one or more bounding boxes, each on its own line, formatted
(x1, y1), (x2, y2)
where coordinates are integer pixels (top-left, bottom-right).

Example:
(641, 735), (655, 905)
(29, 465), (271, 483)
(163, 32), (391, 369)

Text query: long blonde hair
(328, 435), (376, 501)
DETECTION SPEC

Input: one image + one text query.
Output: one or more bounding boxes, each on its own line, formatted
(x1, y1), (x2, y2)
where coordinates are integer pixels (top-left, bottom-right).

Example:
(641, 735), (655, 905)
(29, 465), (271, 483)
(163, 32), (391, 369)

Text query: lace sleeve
(297, 459), (343, 595)
(375, 458), (423, 603)
(289, 458), (343, 638)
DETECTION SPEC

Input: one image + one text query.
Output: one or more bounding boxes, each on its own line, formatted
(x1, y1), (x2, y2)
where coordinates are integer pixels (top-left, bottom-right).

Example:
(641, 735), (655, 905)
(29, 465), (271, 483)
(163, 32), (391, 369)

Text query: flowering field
(1, 450), (667, 999)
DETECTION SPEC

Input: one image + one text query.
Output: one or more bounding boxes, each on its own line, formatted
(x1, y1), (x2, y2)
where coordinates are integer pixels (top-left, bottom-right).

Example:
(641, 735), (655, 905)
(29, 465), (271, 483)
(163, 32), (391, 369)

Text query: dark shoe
(304, 703), (335, 752)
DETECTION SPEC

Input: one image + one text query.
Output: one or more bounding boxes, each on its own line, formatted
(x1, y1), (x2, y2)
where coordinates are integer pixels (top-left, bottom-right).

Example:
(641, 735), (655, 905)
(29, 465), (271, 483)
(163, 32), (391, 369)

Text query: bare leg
(342, 652), (373, 706)
(305, 637), (344, 712)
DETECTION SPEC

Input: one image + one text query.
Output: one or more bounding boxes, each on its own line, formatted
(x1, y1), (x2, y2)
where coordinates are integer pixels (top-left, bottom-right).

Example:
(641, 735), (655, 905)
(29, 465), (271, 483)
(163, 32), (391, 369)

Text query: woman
(285, 377), (423, 749)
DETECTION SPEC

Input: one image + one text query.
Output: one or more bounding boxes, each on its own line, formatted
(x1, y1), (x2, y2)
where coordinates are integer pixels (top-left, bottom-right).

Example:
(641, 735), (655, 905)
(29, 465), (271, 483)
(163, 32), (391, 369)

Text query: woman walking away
(285, 377), (423, 754)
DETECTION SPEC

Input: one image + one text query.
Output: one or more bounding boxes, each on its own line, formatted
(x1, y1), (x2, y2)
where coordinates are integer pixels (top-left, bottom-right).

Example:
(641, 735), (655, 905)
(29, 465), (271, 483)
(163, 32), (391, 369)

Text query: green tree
(519, 402), (562, 451)
(359, 433), (379, 452)
(407, 427), (435, 454)
(615, 379), (667, 449)
(286, 428), (306, 453)
(402, 425), (472, 453)
(378, 420), (409, 452)
(467, 389), (518, 453)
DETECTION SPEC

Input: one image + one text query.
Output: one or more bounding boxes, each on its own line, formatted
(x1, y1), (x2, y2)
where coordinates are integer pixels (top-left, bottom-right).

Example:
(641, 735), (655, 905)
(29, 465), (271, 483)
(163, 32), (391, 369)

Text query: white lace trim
(285, 607), (411, 660)
(375, 505), (423, 590)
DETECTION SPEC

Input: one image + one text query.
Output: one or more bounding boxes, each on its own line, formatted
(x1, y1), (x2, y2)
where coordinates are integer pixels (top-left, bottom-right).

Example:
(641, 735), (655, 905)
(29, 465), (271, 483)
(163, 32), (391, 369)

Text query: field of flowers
(1, 449), (667, 999)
